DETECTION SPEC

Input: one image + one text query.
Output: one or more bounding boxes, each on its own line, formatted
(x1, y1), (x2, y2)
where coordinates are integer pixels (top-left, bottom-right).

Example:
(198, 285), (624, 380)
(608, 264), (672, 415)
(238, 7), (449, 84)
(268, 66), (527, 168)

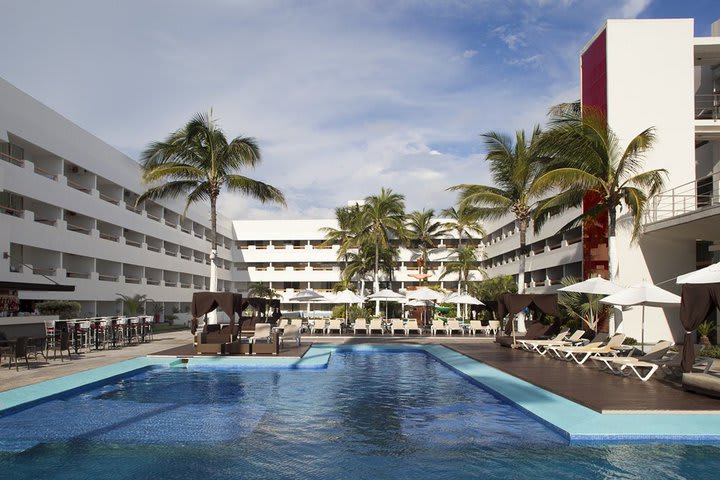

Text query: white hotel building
(1, 17), (719, 344)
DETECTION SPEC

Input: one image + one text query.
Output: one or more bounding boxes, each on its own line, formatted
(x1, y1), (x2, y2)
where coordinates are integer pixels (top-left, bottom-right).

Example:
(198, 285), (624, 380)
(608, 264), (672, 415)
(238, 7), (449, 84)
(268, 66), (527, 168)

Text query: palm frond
(225, 175), (287, 206)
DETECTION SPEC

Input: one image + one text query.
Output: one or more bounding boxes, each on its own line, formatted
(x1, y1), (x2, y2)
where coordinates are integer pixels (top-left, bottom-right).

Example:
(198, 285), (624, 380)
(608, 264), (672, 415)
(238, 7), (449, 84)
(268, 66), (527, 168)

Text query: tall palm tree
(440, 206), (486, 247)
(138, 111), (286, 294)
(343, 242), (376, 297)
(439, 245), (484, 293)
(320, 204), (362, 271)
(448, 127), (551, 293)
(406, 209), (449, 271)
(534, 106), (666, 280)
(247, 282), (280, 299)
(355, 188), (407, 301)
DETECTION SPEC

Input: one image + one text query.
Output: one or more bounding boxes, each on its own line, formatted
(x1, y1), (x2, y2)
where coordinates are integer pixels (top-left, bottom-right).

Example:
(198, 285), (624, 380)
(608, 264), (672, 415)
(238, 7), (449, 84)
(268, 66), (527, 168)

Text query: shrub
(36, 301), (81, 319)
(701, 345), (720, 359)
(623, 337), (638, 346)
(331, 305), (372, 321)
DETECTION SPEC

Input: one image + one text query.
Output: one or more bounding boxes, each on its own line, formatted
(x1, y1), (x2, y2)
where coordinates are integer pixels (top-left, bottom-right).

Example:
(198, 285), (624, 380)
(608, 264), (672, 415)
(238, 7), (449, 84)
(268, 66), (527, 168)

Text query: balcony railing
(695, 94), (720, 121)
(645, 171), (720, 224)
(0, 151), (24, 167)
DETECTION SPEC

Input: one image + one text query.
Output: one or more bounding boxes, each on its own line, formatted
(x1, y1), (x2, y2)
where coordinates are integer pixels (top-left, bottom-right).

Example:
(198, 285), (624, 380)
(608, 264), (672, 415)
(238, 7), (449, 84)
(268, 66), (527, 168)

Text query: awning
(0, 281), (75, 292)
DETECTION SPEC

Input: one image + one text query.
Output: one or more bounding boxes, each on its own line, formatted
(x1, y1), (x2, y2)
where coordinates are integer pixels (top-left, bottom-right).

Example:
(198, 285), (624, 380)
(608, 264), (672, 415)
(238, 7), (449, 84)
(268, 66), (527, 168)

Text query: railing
(147, 212), (161, 222)
(98, 274), (118, 282)
(126, 204), (142, 214)
(125, 239), (142, 248)
(165, 250), (177, 257)
(147, 245), (161, 253)
(165, 220), (177, 228)
(34, 166), (58, 180)
(180, 254), (191, 260)
(99, 232), (119, 242)
(99, 192), (120, 205)
(66, 271), (91, 279)
(156, 280), (170, 286)
(0, 151), (24, 167)
(34, 217), (57, 226)
(695, 94), (720, 121)
(1, 205), (24, 218)
(181, 226), (191, 234)
(32, 267), (56, 276)
(125, 276), (141, 284)
(180, 283), (191, 288)
(67, 179), (91, 194)
(645, 171), (720, 224)
(194, 257), (203, 263)
(67, 223), (91, 235)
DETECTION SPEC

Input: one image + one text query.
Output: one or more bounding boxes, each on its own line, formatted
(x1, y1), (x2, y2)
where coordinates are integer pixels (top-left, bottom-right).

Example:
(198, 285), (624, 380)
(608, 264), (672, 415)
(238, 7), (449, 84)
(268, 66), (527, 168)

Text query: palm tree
(406, 209), (449, 272)
(247, 282), (279, 299)
(448, 127), (551, 293)
(534, 106), (666, 280)
(440, 245), (484, 294)
(138, 111), (286, 294)
(440, 206), (486, 248)
(320, 204), (362, 271)
(343, 243), (376, 297)
(116, 293), (150, 316)
(557, 276), (609, 332)
(355, 188), (407, 308)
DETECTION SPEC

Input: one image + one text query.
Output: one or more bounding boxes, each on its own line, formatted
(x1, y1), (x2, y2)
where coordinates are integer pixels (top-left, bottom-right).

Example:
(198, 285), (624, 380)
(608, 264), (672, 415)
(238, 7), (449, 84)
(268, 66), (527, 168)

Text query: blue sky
(0, 0), (717, 220)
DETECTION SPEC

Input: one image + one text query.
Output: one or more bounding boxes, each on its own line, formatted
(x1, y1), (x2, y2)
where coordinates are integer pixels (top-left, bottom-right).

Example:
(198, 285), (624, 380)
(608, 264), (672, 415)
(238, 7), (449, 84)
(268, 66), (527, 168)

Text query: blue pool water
(0, 351), (718, 479)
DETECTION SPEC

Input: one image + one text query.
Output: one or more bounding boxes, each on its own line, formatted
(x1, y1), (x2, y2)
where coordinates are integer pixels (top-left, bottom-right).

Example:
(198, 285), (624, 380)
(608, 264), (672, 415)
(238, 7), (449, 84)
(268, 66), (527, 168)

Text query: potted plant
(697, 321), (716, 347)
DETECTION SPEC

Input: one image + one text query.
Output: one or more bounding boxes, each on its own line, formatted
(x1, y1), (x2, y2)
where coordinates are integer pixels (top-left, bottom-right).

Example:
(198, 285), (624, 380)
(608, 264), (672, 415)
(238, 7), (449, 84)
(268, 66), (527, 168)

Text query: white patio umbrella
(407, 287), (445, 301)
(367, 289), (405, 318)
(288, 288), (327, 314)
(444, 293), (484, 319)
(327, 289), (364, 323)
(558, 275), (623, 333)
(677, 261), (720, 284)
(600, 281), (681, 350)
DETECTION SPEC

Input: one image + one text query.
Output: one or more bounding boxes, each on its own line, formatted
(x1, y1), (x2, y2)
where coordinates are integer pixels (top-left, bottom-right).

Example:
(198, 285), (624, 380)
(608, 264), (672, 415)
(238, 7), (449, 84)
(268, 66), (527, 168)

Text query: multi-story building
(1, 17), (719, 345)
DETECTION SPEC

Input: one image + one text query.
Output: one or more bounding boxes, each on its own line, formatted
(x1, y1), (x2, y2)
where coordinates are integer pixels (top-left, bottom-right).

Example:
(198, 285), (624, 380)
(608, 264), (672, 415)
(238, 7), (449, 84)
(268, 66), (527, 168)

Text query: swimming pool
(0, 349), (719, 479)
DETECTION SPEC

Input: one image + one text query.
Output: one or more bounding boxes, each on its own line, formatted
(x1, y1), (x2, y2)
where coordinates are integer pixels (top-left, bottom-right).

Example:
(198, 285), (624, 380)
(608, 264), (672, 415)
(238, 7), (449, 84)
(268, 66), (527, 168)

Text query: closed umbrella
(600, 281), (681, 351)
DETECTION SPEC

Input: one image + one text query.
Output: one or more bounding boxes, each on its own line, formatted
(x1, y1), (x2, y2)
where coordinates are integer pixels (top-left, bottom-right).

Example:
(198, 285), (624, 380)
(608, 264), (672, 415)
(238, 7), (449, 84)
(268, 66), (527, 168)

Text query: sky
(0, 0), (717, 220)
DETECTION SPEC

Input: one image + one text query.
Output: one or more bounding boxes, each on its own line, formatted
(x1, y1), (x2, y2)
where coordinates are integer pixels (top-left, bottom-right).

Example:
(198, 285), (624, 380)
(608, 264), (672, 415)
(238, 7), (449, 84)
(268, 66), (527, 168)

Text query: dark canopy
(680, 283), (720, 372)
(0, 281), (75, 292)
(191, 292), (243, 334)
(497, 293), (559, 318)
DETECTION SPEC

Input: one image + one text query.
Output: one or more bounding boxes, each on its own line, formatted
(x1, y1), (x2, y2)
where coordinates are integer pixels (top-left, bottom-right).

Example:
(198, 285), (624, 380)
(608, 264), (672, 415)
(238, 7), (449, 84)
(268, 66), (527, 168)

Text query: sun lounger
(353, 319), (368, 335)
(682, 359), (720, 397)
(431, 321), (448, 335)
(279, 324), (301, 347)
(468, 321), (485, 335)
(310, 319), (326, 335)
(249, 323), (272, 344)
(517, 329), (570, 352)
(368, 319), (384, 335)
(390, 319), (406, 336)
(325, 319), (343, 335)
(405, 320), (421, 335)
(556, 334), (627, 364)
(496, 322), (553, 348)
(591, 340), (673, 375)
(547, 332), (607, 359)
(446, 320), (464, 335)
(522, 330), (587, 356)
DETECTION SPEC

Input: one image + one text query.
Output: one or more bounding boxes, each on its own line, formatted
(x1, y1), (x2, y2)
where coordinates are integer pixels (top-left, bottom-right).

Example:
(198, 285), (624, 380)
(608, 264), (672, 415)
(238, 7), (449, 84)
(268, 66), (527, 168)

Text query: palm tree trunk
(374, 236), (380, 315)
(518, 222), (527, 294)
(208, 194), (219, 325)
(607, 206), (618, 335)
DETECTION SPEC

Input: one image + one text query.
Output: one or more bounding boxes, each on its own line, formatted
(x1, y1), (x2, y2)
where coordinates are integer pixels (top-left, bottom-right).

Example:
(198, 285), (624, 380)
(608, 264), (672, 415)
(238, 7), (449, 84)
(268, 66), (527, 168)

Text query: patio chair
(368, 319), (384, 335)
(53, 330), (72, 362)
(405, 320), (422, 335)
(310, 319), (326, 335)
(547, 332), (607, 359)
(561, 333), (627, 365)
(279, 324), (301, 347)
(390, 319), (406, 336)
(325, 319), (343, 335)
(289, 318), (305, 333)
(249, 323), (272, 343)
(518, 329), (569, 352)
(431, 320), (448, 336)
(591, 340), (673, 376)
(446, 319), (464, 336)
(486, 320), (501, 335)
(468, 321), (485, 335)
(521, 330), (586, 355)
(353, 319), (368, 335)
(277, 318), (291, 329)
(682, 358), (720, 398)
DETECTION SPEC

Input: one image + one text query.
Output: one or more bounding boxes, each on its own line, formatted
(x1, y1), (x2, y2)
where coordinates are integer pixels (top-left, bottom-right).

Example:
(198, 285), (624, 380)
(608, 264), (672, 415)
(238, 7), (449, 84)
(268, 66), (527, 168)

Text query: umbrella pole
(641, 305), (645, 353)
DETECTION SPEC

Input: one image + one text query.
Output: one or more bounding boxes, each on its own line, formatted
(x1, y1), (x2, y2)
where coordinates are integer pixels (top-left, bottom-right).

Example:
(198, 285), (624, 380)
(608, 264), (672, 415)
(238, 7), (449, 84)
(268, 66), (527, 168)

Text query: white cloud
(507, 54), (544, 67)
(618, 0), (652, 19)
(462, 49), (479, 58)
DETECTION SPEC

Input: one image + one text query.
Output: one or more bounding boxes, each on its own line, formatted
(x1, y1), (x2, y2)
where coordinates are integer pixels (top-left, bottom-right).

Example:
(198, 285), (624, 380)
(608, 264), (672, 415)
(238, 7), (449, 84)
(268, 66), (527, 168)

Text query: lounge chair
(682, 359), (720, 397)
(526, 329), (587, 355)
(279, 324), (301, 347)
(496, 321), (553, 348)
(446, 320), (464, 336)
(591, 340), (673, 378)
(368, 319), (384, 335)
(547, 332), (607, 358)
(390, 319), (406, 336)
(405, 320), (421, 335)
(431, 321), (448, 336)
(325, 319), (343, 335)
(353, 319), (368, 335)
(556, 333), (627, 365)
(249, 323), (272, 343)
(486, 320), (501, 335)
(468, 321), (485, 335)
(310, 319), (326, 335)
(517, 329), (570, 352)
(277, 318), (291, 329)
(289, 318), (305, 333)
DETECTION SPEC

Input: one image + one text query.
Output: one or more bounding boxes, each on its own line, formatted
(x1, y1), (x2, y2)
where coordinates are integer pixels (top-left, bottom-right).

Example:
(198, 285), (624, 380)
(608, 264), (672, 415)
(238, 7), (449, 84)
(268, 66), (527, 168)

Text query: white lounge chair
(591, 340), (673, 375)
(249, 323), (272, 343)
(431, 321), (448, 336)
(353, 318), (368, 335)
(289, 318), (305, 333)
(560, 334), (627, 365)
(521, 329), (586, 356)
(279, 324), (301, 347)
(405, 320), (421, 335)
(368, 319), (384, 335)
(325, 319), (343, 335)
(446, 319), (464, 336)
(517, 329), (569, 352)
(468, 320), (485, 335)
(486, 320), (501, 335)
(390, 319), (406, 336)
(310, 319), (326, 335)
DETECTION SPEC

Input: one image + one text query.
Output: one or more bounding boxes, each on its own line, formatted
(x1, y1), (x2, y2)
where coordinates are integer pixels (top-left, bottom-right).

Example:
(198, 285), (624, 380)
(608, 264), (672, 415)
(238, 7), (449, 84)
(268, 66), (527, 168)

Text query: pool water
(0, 351), (718, 479)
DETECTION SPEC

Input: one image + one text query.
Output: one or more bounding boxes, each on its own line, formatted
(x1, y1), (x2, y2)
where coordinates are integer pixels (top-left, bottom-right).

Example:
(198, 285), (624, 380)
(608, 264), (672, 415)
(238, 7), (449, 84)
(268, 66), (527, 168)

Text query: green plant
(116, 294), (150, 315)
(36, 301), (81, 319)
(332, 304), (371, 321)
(557, 276), (610, 332)
(165, 313), (177, 325)
(623, 337), (638, 346)
(700, 345), (720, 359)
(697, 321), (716, 337)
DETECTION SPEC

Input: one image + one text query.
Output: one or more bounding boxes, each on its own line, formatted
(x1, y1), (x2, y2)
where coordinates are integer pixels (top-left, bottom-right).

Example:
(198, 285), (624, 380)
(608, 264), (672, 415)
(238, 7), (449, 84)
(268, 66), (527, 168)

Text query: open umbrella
(367, 289), (405, 318)
(600, 281), (681, 350)
(444, 292), (485, 319)
(407, 288), (444, 326)
(288, 288), (327, 314)
(677, 261), (720, 284)
(325, 289), (363, 324)
(559, 275), (623, 333)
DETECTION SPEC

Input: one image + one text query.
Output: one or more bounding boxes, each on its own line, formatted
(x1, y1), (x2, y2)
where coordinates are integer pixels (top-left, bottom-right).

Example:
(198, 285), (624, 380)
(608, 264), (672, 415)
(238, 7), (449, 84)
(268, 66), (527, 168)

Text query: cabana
(679, 283), (720, 372)
(191, 292), (244, 354)
(495, 293), (560, 347)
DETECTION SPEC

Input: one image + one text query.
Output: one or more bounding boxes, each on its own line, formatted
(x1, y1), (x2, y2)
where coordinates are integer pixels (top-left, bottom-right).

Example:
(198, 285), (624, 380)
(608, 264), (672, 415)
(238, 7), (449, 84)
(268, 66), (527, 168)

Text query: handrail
(34, 218), (57, 226)
(695, 93), (720, 121)
(1, 205), (24, 217)
(67, 222), (91, 235)
(67, 179), (91, 194)
(0, 151), (24, 167)
(99, 192), (120, 205)
(34, 166), (58, 180)
(99, 232), (119, 242)
(645, 170), (720, 224)
(66, 271), (91, 279)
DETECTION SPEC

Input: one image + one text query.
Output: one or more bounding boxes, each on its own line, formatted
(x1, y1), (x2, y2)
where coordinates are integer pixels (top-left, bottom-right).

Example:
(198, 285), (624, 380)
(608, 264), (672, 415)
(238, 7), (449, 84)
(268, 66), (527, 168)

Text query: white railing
(696, 94), (720, 121)
(645, 171), (720, 224)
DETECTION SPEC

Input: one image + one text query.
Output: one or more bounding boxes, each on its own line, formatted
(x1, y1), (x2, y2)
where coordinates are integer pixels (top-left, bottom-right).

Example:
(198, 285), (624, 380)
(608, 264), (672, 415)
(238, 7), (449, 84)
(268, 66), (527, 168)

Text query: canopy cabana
(679, 283), (720, 372)
(191, 292), (244, 334)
